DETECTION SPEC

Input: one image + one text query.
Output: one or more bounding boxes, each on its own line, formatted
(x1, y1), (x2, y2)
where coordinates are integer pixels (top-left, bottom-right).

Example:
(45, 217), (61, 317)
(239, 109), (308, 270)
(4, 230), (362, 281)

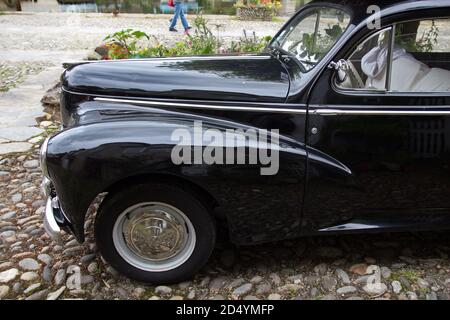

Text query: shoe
(186, 26), (192, 30)
(169, 28), (178, 32)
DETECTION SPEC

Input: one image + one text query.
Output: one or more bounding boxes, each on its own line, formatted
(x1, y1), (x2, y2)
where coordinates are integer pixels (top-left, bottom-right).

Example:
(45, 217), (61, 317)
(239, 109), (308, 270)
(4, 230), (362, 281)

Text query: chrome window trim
(334, 27), (393, 94)
(386, 24), (395, 92)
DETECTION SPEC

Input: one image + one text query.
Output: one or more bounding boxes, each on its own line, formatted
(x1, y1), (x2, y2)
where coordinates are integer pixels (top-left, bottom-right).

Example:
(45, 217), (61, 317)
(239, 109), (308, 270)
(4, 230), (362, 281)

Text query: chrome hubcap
(113, 202), (196, 272)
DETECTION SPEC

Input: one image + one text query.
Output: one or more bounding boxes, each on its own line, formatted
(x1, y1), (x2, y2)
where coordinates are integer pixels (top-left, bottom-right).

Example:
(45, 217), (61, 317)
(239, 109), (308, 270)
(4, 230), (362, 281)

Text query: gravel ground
(0, 135), (449, 300)
(0, 12), (285, 52)
(0, 12), (283, 93)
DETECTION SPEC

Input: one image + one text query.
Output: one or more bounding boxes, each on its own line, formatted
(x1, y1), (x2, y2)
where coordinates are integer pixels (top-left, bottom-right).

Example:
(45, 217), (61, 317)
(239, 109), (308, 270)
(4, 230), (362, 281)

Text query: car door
(303, 14), (450, 233)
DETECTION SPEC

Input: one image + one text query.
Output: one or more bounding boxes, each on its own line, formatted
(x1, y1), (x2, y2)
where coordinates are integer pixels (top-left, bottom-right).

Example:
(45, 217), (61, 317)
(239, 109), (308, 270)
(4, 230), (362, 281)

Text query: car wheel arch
(74, 172), (223, 242)
(103, 173), (218, 210)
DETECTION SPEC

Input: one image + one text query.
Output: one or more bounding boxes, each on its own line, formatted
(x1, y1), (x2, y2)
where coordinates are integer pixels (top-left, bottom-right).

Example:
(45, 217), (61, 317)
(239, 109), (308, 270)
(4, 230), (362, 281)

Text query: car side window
(337, 18), (450, 94)
(274, 7), (350, 72)
(391, 18), (450, 93)
(336, 28), (392, 91)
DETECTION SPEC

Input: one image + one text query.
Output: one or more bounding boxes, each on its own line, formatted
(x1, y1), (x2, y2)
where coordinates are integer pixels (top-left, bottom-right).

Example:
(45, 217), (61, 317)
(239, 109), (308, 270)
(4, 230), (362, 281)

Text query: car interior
(339, 19), (450, 92)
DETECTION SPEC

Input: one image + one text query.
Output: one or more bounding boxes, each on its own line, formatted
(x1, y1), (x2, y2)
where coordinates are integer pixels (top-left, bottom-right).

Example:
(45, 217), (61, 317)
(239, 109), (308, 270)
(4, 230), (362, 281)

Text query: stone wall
(236, 7), (273, 21)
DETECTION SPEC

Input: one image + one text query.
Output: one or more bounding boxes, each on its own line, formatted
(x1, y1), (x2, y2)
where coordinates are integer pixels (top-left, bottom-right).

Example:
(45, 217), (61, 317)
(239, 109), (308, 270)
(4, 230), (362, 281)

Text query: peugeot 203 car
(40, 0), (450, 283)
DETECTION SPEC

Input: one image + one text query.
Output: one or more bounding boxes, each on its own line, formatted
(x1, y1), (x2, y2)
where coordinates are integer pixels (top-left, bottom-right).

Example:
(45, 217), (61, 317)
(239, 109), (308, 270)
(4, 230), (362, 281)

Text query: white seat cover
(362, 48), (450, 92)
(413, 67), (450, 92)
(390, 57), (427, 92)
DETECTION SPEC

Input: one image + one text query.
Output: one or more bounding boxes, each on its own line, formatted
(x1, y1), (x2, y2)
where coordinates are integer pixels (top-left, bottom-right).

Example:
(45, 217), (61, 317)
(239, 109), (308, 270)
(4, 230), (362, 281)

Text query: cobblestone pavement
(1, 150), (449, 300)
(0, 12), (450, 300)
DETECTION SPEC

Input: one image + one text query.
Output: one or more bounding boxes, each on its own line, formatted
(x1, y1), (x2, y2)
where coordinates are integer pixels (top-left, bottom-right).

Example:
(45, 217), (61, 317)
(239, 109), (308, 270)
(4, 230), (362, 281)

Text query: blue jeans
(170, 3), (189, 30)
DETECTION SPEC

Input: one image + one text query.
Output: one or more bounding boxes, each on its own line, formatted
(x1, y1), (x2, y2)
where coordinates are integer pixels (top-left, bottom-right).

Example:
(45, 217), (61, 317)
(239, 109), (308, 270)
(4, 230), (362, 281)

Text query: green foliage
(293, 23), (344, 65)
(104, 28), (150, 57)
(303, 24), (343, 56)
(138, 40), (192, 58)
(396, 20), (439, 53)
(230, 31), (272, 53)
(325, 24), (344, 39)
(187, 15), (217, 55)
(102, 15), (271, 60)
(234, 0), (282, 10)
(168, 41), (192, 57)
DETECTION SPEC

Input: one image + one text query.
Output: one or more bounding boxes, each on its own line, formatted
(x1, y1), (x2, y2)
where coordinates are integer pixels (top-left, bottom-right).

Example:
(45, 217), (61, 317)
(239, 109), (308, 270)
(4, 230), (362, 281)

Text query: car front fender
(46, 114), (308, 244)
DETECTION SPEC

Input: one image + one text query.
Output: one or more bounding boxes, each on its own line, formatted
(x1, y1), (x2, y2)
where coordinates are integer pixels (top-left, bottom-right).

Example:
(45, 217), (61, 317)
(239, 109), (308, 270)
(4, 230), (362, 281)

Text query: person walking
(169, 0), (191, 33)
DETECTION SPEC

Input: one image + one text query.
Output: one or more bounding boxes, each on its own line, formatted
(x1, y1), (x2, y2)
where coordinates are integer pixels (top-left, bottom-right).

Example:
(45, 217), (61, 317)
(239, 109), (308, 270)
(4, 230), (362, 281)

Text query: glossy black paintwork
(302, 2), (450, 234)
(62, 56), (290, 103)
(47, 0), (450, 244)
(47, 104), (307, 244)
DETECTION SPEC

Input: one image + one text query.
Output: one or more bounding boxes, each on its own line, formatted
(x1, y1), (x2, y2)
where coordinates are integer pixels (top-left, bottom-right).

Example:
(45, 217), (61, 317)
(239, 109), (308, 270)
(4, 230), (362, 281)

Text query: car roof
(308, 0), (449, 25)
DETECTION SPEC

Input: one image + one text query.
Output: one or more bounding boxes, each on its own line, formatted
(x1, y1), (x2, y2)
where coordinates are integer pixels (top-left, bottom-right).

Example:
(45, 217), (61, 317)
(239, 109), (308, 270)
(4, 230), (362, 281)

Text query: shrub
(234, 0), (282, 10)
(103, 29), (150, 58)
(102, 16), (271, 59)
(187, 15), (217, 55)
(230, 30), (272, 53)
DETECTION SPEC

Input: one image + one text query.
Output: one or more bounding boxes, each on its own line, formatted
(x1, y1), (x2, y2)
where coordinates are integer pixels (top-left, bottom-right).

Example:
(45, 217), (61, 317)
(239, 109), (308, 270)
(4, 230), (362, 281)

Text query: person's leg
(169, 4), (181, 30)
(179, 4), (190, 30)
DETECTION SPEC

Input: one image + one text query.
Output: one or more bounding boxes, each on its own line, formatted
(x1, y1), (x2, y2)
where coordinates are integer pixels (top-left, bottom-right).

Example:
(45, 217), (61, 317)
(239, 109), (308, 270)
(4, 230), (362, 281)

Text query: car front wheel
(94, 182), (216, 284)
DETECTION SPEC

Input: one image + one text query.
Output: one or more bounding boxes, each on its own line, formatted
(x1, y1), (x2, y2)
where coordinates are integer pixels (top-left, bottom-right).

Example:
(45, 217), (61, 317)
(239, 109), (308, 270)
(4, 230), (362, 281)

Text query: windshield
(271, 7), (351, 72)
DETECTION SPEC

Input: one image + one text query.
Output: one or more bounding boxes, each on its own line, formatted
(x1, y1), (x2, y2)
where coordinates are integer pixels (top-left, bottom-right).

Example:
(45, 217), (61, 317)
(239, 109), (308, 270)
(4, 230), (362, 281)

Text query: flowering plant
(100, 15), (272, 60)
(234, 0), (282, 10)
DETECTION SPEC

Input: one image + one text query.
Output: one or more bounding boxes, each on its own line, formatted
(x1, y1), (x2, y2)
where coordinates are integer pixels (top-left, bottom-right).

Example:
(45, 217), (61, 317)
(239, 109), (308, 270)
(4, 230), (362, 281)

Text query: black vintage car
(41, 0), (450, 283)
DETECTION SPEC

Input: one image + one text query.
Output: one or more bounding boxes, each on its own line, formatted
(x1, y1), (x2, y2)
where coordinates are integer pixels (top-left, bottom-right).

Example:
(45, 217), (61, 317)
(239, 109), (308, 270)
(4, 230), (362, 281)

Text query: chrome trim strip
(310, 104), (450, 109)
(70, 54), (268, 64)
(94, 98), (450, 116)
(62, 87), (302, 107)
(63, 55), (268, 68)
(94, 97), (308, 114)
(319, 222), (378, 232)
(313, 108), (450, 116)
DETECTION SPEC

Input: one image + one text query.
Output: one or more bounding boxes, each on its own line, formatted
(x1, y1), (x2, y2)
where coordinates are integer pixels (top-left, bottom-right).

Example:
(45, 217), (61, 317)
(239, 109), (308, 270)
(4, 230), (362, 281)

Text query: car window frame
(389, 17), (450, 94)
(334, 27), (394, 94)
(332, 16), (450, 97)
(270, 4), (352, 74)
